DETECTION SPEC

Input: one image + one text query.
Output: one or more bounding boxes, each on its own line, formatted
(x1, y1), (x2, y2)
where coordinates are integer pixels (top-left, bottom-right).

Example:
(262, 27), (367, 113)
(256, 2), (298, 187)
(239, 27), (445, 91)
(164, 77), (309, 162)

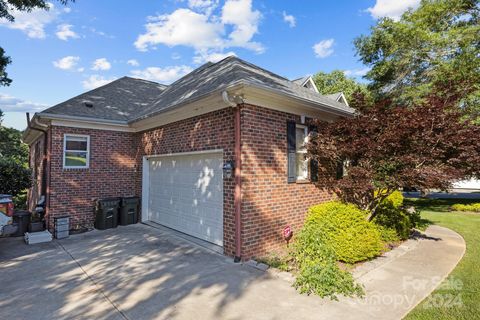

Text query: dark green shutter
(287, 120), (296, 183)
(336, 159), (344, 180)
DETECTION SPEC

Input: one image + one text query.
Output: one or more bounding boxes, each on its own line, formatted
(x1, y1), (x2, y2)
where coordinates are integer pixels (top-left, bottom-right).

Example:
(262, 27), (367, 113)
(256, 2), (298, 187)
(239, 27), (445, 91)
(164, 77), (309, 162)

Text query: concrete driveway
(0, 223), (465, 320)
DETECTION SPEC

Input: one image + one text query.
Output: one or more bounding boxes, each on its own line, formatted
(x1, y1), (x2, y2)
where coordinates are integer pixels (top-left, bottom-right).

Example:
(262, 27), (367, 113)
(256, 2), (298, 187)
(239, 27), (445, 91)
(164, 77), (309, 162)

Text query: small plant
(255, 253), (290, 271)
(451, 203), (480, 212)
(292, 223), (364, 299)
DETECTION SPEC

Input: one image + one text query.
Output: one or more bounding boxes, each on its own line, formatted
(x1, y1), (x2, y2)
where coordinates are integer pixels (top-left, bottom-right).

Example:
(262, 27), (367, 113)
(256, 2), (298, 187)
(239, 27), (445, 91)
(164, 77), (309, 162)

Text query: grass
(405, 198), (480, 320)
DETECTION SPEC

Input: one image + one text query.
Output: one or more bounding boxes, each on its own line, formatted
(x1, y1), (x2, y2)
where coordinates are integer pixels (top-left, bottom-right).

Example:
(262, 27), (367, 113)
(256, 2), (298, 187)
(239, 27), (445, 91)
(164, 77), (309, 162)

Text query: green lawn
(404, 198), (480, 320)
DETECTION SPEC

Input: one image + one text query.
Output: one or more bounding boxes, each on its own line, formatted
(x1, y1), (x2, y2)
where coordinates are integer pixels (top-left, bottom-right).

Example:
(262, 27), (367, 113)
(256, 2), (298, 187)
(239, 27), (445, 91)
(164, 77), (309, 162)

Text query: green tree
(312, 70), (373, 110)
(354, 0), (480, 116)
(0, 0), (72, 86)
(0, 109), (31, 206)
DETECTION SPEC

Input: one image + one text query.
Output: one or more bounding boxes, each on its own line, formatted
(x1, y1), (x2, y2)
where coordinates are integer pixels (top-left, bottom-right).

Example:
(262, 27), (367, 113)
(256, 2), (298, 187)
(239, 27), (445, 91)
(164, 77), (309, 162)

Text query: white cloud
(193, 51), (236, 64)
(135, 9), (223, 52)
(282, 11), (296, 28)
(56, 24), (79, 40)
(367, 0), (421, 21)
(53, 56), (80, 71)
(221, 0), (263, 52)
(130, 65), (193, 83)
(82, 75), (117, 90)
(344, 67), (370, 77)
(63, 7), (72, 13)
(0, 3), (59, 39)
(127, 59), (140, 66)
(188, 0), (219, 15)
(313, 39), (335, 58)
(134, 0), (263, 57)
(0, 93), (47, 113)
(91, 58), (112, 71)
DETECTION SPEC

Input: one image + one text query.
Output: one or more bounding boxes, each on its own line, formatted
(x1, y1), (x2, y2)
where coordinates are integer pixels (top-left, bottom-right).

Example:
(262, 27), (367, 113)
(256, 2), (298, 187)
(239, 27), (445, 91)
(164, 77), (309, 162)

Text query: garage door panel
(147, 152), (223, 246)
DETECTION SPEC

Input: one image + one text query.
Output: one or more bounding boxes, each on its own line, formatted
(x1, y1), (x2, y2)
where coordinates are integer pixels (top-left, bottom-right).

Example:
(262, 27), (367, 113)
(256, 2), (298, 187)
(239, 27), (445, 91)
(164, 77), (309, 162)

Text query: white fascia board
(50, 119), (135, 132)
(241, 84), (354, 119)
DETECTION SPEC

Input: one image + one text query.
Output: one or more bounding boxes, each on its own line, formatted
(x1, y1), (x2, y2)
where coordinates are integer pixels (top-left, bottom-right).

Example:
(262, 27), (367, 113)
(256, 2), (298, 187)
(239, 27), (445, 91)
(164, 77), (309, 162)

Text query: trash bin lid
(98, 198), (121, 207)
(122, 196), (140, 205)
(13, 210), (31, 217)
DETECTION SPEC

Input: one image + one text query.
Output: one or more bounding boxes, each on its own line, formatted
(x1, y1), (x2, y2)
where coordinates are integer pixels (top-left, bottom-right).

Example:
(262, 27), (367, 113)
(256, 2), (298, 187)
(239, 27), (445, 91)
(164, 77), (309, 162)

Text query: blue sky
(0, 0), (420, 130)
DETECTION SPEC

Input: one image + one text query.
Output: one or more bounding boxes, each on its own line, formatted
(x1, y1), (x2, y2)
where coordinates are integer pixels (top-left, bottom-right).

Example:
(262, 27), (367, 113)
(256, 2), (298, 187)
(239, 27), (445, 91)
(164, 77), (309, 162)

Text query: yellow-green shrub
(305, 201), (384, 264)
(374, 190), (412, 240)
(292, 223), (363, 299)
(451, 203), (480, 212)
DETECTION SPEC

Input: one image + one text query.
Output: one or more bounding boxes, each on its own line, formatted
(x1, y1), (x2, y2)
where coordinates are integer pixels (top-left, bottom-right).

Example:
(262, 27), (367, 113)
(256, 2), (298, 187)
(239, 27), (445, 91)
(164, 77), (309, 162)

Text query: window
(64, 134), (90, 168)
(295, 125), (309, 180)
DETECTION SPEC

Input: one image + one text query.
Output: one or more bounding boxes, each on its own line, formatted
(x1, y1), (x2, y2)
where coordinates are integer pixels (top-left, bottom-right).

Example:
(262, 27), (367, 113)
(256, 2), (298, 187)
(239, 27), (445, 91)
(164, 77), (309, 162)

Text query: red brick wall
(37, 104), (332, 259)
(134, 108), (236, 256)
(47, 126), (137, 230)
(240, 104), (333, 259)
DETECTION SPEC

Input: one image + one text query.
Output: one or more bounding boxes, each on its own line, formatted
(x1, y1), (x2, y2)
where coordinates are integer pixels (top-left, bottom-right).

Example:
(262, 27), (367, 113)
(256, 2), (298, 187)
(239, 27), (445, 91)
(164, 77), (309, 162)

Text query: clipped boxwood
(451, 203), (480, 212)
(305, 201), (383, 264)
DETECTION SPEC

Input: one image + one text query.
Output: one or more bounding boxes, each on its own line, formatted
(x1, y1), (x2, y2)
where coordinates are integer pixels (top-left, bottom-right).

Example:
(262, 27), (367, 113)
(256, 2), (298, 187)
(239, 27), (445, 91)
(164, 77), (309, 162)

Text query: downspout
(26, 113), (49, 201)
(222, 91), (243, 263)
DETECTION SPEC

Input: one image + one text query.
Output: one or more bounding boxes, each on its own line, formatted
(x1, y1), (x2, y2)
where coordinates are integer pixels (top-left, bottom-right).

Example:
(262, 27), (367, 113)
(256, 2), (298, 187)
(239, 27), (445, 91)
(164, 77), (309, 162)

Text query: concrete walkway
(0, 224), (465, 320)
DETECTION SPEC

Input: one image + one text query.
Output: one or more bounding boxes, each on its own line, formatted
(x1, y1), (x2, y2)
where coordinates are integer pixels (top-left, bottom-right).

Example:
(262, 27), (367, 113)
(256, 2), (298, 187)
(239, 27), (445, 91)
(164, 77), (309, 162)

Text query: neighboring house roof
(292, 75), (319, 93)
(41, 77), (167, 122)
(324, 92), (349, 107)
(38, 56), (354, 124)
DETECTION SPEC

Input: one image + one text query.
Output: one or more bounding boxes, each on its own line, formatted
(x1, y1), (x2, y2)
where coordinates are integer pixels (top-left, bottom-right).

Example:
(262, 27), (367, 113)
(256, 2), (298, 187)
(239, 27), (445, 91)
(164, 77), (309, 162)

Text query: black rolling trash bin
(120, 197), (139, 226)
(12, 210), (31, 237)
(95, 198), (120, 230)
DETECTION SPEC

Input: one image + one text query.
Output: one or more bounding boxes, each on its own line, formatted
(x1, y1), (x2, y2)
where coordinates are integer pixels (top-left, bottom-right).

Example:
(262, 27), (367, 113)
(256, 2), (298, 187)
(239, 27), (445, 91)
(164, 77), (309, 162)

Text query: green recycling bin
(120, 197), (139, 226)
(95, 198), (120, 230)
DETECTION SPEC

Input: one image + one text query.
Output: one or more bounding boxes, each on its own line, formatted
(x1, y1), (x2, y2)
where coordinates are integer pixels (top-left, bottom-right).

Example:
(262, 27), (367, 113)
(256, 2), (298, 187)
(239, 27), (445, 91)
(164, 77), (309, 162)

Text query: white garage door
(146, 151), (224, 246)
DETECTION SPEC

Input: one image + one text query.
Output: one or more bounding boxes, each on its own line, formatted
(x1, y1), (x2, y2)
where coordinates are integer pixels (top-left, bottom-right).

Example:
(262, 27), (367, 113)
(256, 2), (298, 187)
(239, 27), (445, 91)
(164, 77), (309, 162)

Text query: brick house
(23, 57), (354, 260)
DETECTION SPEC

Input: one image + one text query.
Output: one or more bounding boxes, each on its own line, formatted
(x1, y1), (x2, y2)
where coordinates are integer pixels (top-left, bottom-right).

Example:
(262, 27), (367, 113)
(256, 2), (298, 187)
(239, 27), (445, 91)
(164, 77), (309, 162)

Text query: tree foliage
(0, 0), (72, 86)
(354, 0), (480, 118)
(0, 113), (31, 197)
(312, 70), (373, 110)
(307, 95), (480, 221)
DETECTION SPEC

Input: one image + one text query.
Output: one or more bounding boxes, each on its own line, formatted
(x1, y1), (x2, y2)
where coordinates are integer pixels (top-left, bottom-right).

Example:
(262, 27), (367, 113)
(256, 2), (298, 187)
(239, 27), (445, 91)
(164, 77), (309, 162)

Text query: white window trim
(63, 134), (90, 169)
(296, 124), (309, 181)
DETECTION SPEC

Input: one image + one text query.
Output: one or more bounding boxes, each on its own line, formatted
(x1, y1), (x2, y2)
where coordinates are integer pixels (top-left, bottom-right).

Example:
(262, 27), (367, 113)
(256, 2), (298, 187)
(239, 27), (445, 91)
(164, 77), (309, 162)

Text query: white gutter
(39, 112), (129, 126)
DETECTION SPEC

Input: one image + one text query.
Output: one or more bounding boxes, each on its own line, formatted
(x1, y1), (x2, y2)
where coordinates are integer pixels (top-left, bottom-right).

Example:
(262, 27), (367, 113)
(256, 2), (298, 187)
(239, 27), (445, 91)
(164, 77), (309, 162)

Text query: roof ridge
(123, 76), (166, 86)
(41, 77), (128, 114)
(226, 56), (291, 82)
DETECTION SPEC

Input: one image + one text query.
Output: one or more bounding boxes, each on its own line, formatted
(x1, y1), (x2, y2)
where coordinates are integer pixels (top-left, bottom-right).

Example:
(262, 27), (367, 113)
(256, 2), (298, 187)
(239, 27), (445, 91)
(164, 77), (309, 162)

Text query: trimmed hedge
(451, 203), (480, 212)
(305, 201), (384, 264)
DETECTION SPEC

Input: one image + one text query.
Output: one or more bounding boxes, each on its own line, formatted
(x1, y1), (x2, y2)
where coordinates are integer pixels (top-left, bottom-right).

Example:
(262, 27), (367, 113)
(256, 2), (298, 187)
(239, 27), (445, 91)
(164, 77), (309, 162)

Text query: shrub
(292, 223), (363, 299)
(0, 158), (31, 196)
(304, 201), (384, 264)
(374, 191), (412, 240)
(377, 225), (400, 243)
(451, 203), (480, 212)
(383, 190), (404, 208)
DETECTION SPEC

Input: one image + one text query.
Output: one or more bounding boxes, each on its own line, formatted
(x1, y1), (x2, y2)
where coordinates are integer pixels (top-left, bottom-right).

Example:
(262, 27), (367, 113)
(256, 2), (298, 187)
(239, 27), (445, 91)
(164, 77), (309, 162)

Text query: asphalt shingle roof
(41, 77), (166, 122)
(40, 56), (354, 123)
